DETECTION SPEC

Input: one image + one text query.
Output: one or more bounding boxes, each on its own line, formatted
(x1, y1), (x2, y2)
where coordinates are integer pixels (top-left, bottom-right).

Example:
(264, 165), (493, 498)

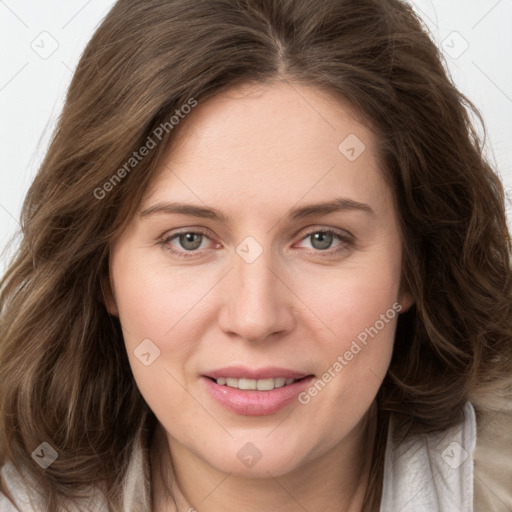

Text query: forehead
(142, 81), (392, 216)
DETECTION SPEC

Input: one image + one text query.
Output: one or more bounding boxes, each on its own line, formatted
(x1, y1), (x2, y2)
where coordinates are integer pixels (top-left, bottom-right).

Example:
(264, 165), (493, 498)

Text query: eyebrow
(139, 197), (375, 222)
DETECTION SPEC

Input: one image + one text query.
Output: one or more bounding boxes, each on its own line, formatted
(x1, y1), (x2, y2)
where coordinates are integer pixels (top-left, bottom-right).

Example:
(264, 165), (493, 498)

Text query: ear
(397, 287), (415, 313)
(100, 274), (119, 317)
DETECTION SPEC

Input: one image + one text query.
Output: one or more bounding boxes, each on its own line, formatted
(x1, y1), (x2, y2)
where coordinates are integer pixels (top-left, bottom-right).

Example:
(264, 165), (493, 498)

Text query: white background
(1, 0), (511, 273)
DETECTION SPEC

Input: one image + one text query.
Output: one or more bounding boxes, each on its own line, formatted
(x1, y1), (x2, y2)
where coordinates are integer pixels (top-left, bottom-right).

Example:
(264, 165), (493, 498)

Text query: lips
(201, 366), (315, 416)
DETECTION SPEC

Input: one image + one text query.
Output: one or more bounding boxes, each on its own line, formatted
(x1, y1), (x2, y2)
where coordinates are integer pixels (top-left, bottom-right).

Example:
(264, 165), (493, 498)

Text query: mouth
(201, 367), (315, 416)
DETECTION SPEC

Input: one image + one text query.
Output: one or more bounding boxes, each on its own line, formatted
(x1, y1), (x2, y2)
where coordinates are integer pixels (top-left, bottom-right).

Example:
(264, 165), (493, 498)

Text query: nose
(217, 244), (295, 344)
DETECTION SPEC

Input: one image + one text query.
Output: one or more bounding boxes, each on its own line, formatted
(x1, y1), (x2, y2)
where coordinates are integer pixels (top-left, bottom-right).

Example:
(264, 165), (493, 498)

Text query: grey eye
(309, 232), (334, 250)
(177, 233), (203, 250)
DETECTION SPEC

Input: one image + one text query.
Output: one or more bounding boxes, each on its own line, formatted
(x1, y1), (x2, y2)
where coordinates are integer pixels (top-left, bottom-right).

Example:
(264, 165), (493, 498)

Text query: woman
(1, 0), (511, 511)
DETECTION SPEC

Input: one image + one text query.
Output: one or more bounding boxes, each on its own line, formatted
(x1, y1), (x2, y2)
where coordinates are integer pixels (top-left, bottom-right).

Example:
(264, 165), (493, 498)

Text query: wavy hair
(1, 0), (511, 510)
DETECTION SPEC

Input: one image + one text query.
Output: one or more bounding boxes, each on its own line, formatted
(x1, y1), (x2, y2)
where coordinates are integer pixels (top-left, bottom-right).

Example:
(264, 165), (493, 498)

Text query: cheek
(112, 249), (208, 347)
(313, 287), (398, 394)
(293, 279), (399, 453)
(337, 271), (401, 356)
(109, 248), (205, 400)
(302, 245), (402, 348)
(294, 242), (402, 404)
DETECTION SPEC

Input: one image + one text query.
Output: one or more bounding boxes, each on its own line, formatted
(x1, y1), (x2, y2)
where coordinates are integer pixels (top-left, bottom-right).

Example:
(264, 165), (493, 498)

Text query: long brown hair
(1, 0), (511, 510)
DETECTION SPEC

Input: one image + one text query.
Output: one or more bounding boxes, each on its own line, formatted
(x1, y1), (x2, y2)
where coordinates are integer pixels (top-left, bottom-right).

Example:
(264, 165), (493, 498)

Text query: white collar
(380, 401), (476, 511)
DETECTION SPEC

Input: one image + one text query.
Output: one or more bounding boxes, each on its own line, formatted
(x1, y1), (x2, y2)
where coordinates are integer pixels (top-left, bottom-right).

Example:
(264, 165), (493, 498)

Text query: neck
(151, 404), (377, 512)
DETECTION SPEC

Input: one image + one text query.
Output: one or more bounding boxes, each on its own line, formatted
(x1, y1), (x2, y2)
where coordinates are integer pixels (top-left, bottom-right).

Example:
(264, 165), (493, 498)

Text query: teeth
(226, 377), (238, 388)
(256, 378), (274, 391)
(214, 376), (300, 390)
(239, 378), (257, 390)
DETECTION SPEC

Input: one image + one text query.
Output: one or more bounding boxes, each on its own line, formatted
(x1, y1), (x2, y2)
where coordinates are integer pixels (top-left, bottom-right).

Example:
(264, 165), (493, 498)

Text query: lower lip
(201, 376), (314, 416)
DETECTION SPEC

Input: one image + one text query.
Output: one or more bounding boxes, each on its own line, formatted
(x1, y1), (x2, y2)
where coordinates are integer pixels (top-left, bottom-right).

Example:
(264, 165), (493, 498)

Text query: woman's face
(107, 81), (412, 477)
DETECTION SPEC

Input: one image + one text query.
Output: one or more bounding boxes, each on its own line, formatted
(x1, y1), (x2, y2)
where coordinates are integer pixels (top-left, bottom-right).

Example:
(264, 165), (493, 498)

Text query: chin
(202, 443), (307, 478)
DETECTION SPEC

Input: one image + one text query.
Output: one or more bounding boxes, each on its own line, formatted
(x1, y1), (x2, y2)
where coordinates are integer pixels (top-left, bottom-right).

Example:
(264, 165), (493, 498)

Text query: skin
(105, 80), (413, 511)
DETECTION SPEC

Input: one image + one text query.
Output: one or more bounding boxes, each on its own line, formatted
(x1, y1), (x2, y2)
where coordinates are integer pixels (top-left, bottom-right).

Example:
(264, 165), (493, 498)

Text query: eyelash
(158, 227), (354, 260)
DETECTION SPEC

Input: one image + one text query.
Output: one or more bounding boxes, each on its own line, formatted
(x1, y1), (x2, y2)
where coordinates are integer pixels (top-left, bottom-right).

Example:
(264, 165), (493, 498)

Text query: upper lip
(204, 366), (312, 380)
